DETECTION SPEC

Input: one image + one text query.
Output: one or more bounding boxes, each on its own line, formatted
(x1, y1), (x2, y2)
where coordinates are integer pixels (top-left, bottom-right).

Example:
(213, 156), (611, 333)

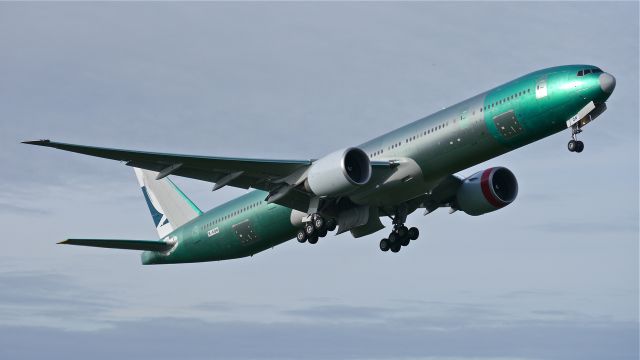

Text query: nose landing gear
(568, 127), (584, 153)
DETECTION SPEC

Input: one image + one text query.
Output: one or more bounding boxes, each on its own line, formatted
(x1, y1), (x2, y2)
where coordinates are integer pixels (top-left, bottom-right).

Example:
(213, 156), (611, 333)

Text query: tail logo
(141, 186), (170, 228)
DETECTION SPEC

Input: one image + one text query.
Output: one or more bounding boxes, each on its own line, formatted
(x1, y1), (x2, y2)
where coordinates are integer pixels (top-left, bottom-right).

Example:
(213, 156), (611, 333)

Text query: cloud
(0, 314), (636, 360)
(284, 304), (387, 321)
(0, 271), (117, 331)
(525, 221), (638, 235)
(0, 268), (636, 359)
(0, 202), (50, 215)
(498, 290), (563, 300)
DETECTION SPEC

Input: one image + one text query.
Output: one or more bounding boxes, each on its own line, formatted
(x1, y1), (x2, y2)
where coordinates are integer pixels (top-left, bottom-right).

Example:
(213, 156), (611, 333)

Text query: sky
(0, 2), (638, 360)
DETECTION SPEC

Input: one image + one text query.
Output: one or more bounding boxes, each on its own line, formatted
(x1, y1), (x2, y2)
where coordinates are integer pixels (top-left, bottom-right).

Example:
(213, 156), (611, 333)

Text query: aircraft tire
(568, 140), (577, 152)
(388, 232), (398, 245)
(397, 226), (408, 239)
(401, 236), (410, 247)
(313, 215), (325, 230)
(296, 230), (307, 243)
(304, 223), (315, 236)
(380, 238), (390, 252)
(390, 244), (401, 253)
(308, 235), (319, 244)
(575, 141), (584, 153)
(408, 227), (419, 240)
(319, 227), (328, 238)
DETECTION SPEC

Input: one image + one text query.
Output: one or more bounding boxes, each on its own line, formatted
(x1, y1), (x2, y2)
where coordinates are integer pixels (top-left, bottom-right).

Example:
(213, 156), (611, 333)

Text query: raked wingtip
(22, 139), (51, 146)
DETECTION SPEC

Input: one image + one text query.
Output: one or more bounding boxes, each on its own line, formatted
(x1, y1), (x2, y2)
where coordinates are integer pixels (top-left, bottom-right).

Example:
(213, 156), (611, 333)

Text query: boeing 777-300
(24, 65), (616, 264)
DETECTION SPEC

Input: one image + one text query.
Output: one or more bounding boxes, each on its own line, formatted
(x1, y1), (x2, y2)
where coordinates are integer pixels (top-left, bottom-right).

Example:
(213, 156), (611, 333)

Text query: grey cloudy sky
(0, 2), (638, 360)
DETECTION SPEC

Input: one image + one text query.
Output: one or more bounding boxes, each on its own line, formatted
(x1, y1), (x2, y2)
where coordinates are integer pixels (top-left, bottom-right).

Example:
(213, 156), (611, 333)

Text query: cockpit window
(578, 68), (603, 76)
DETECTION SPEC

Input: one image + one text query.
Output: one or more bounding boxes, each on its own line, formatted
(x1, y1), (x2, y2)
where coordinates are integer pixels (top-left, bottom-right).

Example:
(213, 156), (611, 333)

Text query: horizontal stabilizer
(59, 238), (173, 251)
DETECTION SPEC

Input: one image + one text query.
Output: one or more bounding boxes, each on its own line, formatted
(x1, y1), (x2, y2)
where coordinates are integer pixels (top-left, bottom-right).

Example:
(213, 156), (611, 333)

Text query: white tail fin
(134, 168), (203, 238)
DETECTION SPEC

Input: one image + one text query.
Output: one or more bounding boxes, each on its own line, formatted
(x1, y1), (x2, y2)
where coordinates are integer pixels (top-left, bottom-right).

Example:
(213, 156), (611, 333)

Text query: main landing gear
(568, 127), (584, 153)
(379, 225), (419, 253)
(296, 214), (337, 245)
(379, 205), (419, 253)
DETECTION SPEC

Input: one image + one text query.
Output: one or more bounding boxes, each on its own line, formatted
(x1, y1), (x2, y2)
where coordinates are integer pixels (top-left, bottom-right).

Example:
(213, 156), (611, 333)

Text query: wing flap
(59, 239), (172, 251)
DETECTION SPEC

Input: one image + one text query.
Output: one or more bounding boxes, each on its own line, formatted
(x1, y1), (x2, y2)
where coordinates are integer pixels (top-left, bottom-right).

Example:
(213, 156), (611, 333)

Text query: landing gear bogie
(380, 207), (421, 253)
(299, 214), (335, 246)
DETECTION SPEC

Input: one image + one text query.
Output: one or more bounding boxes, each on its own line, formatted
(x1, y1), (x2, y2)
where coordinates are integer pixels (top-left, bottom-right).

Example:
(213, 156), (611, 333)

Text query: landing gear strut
(297, 214), (336, 245)
(568, 126), (584, 153)
(379, 206), (419, 253)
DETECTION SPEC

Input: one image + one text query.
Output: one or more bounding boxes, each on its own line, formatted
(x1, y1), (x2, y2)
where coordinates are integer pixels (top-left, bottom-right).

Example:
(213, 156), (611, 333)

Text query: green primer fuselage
(143, 65), (612, 264)
(142, 190), (296, 264)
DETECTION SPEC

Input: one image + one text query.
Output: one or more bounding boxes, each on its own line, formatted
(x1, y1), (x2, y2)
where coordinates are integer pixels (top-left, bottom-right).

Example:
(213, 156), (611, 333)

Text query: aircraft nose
(599, 72), (616, 94)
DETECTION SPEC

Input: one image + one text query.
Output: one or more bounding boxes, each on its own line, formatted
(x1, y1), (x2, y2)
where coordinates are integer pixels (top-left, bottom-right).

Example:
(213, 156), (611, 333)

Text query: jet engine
(455, 167), (518, 216)
(305, 147), (372, 197)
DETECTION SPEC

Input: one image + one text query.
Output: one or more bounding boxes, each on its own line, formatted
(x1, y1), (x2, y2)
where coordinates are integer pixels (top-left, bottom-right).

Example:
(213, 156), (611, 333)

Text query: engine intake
(456, 167), (518, 216)
(305, 147), (372, 196)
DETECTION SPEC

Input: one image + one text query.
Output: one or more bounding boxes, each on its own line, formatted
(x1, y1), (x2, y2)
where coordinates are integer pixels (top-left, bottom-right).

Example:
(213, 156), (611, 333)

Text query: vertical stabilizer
(134, 168), (203, 238)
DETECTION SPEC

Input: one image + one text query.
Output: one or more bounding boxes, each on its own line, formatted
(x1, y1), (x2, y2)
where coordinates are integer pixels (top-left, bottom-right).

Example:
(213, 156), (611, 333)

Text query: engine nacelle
(305, 147), (372, 197)
(455, 167), (518, 216)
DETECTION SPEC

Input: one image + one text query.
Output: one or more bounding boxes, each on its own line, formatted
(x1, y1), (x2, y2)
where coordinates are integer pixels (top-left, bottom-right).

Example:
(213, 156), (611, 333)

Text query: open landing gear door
(566, 101), (607, 129)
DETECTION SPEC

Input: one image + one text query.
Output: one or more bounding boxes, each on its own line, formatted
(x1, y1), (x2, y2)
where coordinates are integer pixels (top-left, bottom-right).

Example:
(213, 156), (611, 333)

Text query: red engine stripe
(480, 168), (505, 208)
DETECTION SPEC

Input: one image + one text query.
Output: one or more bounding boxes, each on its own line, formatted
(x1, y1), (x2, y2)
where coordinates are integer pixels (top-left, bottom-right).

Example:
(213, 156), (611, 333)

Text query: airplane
(23, 64), (616, 264)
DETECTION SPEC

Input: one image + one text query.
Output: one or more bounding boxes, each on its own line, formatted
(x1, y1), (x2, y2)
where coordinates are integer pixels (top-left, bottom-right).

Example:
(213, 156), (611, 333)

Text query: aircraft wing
(24, 139), (310, 184)
(24, 139), (312, 190)
(24, 140), (395, 211)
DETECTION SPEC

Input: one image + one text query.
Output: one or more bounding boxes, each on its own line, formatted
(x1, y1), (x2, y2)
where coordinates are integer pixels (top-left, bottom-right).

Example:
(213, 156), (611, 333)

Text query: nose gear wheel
(568, 126), (585, 153)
